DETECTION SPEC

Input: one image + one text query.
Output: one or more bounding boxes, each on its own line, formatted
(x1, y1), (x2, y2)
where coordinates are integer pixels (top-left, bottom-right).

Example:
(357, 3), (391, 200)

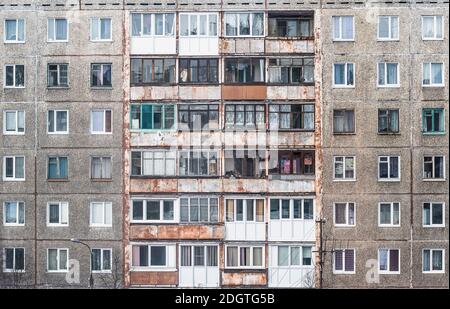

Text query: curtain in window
(103, 250), (111, 270)
(378, 17), (389, 38)
(5, 112), (16, 131)
(48, 249), (58, 270)
(252, 13), (264, 36)
(393, 203), (400, 225)
(91, 203), (103, 224)
(226, 200), (234, 222)
(207, 246), (218, 266)
(278, 246), (289, 266)
(335, 204), (346, 224)
(253, 247), (263, 266)
(15, 65), (25, 87)
(208, 14), (217, 36)
(253, 59), (264, 82)
(6, 20), (17, 40)
(423, 204), (431, 225)
(194, 246), (205, 266)
(391, 17), (398, 38)
(256, 200), (264, 222)
(390, 110), (399, 132)
(435, 16), (443, 37)
(432, 63), (442, 84)
(240, 247), (250, 266)
(165, 14), (174, 35)
(389, 250), (399, 272)
(14, 157), (24, 179)
(423, 63), (431, 84)
(390, 157), (399, 178)
(102, 157), (111, 178)
(142, 152), (153, 175)
(104, 202), (112, 225)
(131, 245), (142, 266)
(304, 199), (314, 219)
(91, 158), (102, 178)
(422, 17), (434, 38)
(131, 14), (141, 36)
(92, 111), (104, 132)
(342, 17), (353, 39)
(210, 198), (218, 222)
(239, 14), (250, 35)
(190, 15), (198, 35)
(142, 14), (151, 35)
(49, 204), (59, 223)
(334, 64), (344, 84)
(380, 204), (391, 224)
(348, 203), (355, 225)
(345, 157), (354, 178)
(431, 250), (442, 270)
(59, 249), (67, 270)
(55, 19), (67, 40)
(101, 18), (111, 39)
(180, 14), (189, 36)
(387, 63), (397, 84)
(332, 17), (340, 39)
(92, 249), (101, 271)
(180, 246), (192, 266)
(226, 247), (238, 267)
(344, 249), (354, 271)
(290, 247), (300, 265)
(422, 250), (430, 271)
(155, 14), (164, 35)
(91, 18), (99, 40)
(379, 249), (388, 271)
(5, 202), (16, 223)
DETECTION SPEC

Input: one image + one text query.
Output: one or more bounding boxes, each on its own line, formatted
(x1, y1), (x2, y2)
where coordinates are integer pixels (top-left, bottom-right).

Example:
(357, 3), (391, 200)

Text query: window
(91, 63), (112, 87)
(269, 150), (315, 176)
(47, 202), (68, 226)
(131, 13), (175, 37)
(225, 104), (265, 130)
(47, 64), (68, 87)
(333, 63), (354, 87)
(422, 249), (444, 273)
(130, 58), (176, 85)
(379, 202), (400, 227)
(224, 149), (265, 178)
(423, 203), (445, 227)
(4, 19), (25, 43)
(268, 58), (314, 84)
(333, 156), (355, 180)
(224, 12), (264, 36)
(91, 249), (112, 272)
(4, 64), (24, 88)
(225, 245), (264, 268)
(378, 109), (399, 133)
(47, 18), (68, 42)
(333, 249), (355, 274)
(334, 202), (355, 226)
(180, 245), (218, 267)
(179, 59), (218, 84)
(90, 18), (112, 41)
(180, 198), (219, 223)
(269, 198), (314, 220)
(3, 110), (25, 135)
(178, 104), (219, 131)
(225, 199), (265, 222)
(378, 16), (399, 40)
(131, 199), (175, 222)
(3, 201), (25, 226)
(47, 248), (68, 272)
(3, 156), (25, 181)
(269, 104), (314, 131)
(131, 150), (176, 176)
(268, 14), (313, 37)
(131, 245), (170, 267)
(422, 62), (444, 87)
(277, 246), (312, 267)
(47, 110), (68, 134)
(179, 150), (218, 177)
(422, 16), (443, 40)
(179, 13), (218, 36)
(378, 156), (400, 181)
(90, 202), (112, 227)
(378, 62), (399, 87)
(48, 156), (68, 180)
(91, 156), (111, 180)
(422, 108), (444, 134)
(423, 155), (445, 180)
(3, 248), (25, 272)
(91, 110), (112, 134)
(332, 16), (354, 41)
(224, 58), (265, 83)
(130, 103), (175, 130)
(378, 249), (400, 274)
(333, 109), (355, 134)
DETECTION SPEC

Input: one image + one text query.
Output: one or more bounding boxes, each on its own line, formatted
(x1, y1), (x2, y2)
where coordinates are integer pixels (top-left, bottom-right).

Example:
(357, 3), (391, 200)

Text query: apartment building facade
(0, 0), (448, 289)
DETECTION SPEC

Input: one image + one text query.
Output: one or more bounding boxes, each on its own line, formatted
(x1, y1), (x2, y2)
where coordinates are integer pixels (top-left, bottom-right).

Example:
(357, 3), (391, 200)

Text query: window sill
(90, 40), (114, 43)
(378, 132), (401, 135)
(3, 86), (25, 89)
(422, 271), (445, 274)
(333, 132), (356, 135)
(377, 85), (401, 88)
(47, 179), (69, 182)
(4, 41), (26, 44)
(89, 224), (113, 228)
(2, 178), (25, 182)
(3, 132), (25, 136)
(90, 86), (113, 90)
(3, 269), (26, 273)
(3, 224), (25, 227)
(47, 270), (69, 273)
(378, 179), (401, 182)
(333, 179), (356, 182)
(422, 85), (445, 88)
(333, 271), (356, 275)
(332, 39), (355, 42)
(422, 225), (446, 228)
(47, 86), (69, 90)
(422, 178), (447, 182)
(332, 86), (355, 89)
(334, 225), (356, 228)
(378, 271), (401, 275)
(377, 39), (400, 42)
(422, 132), (446, 135)
(91, 178), (113, 182)
(267, 82), (315, 86)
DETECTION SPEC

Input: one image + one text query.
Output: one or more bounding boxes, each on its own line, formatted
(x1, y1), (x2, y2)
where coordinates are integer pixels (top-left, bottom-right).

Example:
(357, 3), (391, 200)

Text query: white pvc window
(225, 245), (264, 269)
(422, 16), (443, 40)
(377, 62), (399, 87)
(90, 202), (112, 227)
(4, 64), (25, 88)
(131, 13), (174, 37)
(224, 12), (264, 37)
(422, 249), (445, 273)
(3, 110), (25, 135)
(378, 156), (400, 181)
(180, 13), (218, 37)
(47, 18), (68, 42)
(47, 202), (69, 226)
(47, 110), (69, 134)
(90, 17), (112, 41)
(378, 16), (398, 40)
(333, 249), (355, 274)
(47, 248), (68, 272)
(423, 203), (445, 227)
(334, 202), (355, 227)
(277, 245), (312, 267)
(378, 248), (400, 274)
(3, 248), (25, 272)
(333, 63), (354, 87)
(333, 156), (355, 180)
(91, 109), (112, 134)
(91, 248), (112, 272)
(3, 156), (25, 181)
(332, 16), (354, 41)
(378, 202), (400, 227)
(422, 62), (444, 87)
(4, 19), (25, 43)
(131, 199), (176, 223)
(3, 201), (25, 226)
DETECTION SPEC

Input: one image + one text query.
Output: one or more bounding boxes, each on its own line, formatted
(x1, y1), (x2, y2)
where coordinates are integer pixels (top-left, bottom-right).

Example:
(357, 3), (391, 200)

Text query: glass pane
(150, 246), (166, 266)
(278, 246), (289, 266)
